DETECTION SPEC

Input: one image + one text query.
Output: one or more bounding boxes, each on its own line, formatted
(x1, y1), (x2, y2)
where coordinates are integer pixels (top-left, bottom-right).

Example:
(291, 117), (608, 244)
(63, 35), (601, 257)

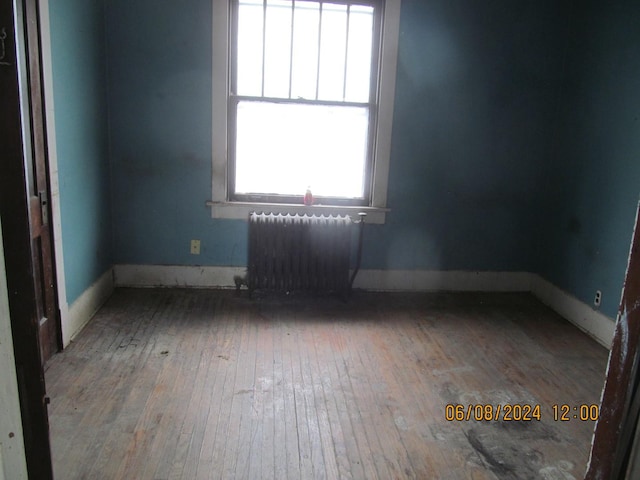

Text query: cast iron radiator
(247, 212), (353, 297)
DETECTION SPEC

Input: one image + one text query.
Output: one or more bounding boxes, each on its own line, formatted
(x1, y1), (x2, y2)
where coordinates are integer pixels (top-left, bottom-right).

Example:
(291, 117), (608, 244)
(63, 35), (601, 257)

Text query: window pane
(264, 0), (292, 98)
(290, 2), (320, 100)
(345, 5), (374, 102)
(317, 3), (348, 101)
(237, 0), (264, 96)
(235, 101), (368, 198)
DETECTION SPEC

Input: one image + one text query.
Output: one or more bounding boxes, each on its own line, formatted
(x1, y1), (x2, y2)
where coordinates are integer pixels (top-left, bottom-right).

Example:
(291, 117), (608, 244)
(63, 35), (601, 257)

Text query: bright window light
(235, 101), (369, 197)
(232, 0), (377, 202)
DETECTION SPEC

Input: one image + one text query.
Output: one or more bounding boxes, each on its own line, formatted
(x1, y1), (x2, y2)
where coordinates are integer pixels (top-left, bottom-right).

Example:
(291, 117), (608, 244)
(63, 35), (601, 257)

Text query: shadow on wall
(360, 0), (569, 273)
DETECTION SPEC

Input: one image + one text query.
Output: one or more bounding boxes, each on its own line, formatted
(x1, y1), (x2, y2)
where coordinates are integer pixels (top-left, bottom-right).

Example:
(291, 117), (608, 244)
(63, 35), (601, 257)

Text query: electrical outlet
(190, 240), (201, 255)
(594, 290), (602, 307)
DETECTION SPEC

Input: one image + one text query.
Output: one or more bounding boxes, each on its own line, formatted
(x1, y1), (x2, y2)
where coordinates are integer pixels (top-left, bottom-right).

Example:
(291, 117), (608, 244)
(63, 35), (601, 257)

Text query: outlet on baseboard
(190, 239), (201, 255)
(594, 290), (602, 307)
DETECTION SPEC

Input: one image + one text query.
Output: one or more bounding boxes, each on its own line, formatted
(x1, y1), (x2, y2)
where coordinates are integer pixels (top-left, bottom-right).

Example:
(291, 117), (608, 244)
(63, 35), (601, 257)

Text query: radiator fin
(248, 213), (352, 296)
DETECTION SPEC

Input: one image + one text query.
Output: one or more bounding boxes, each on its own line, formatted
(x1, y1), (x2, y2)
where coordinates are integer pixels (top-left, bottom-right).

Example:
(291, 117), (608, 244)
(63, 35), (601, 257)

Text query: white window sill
(206, 201), (388, 224)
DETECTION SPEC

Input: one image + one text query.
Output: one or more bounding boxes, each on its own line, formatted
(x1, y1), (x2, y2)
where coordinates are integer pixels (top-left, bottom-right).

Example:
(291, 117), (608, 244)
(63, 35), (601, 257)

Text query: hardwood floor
(45, 289), (609, 479)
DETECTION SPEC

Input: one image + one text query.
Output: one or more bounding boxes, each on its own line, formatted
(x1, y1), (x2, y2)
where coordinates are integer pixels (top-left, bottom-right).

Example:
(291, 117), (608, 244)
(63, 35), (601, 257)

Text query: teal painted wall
(539, 0), (640, 318)
(49, 0), (639, 320)
(48, 0), (112, 304)
(106, 0), (568, 273)
(364, 0), (568, 271)
(106, 0), (249, 267)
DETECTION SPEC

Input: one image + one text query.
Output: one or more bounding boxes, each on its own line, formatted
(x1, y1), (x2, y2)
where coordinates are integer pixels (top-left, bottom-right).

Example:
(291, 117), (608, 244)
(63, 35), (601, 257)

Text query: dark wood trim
(586, 201), (640, 479)
(0, 0), (54, 477)
(23, 0), (61, 364)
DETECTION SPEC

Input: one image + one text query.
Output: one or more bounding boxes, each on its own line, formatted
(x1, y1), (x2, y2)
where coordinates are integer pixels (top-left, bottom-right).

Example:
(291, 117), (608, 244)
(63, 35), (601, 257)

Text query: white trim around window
(209, 0), (401, 225)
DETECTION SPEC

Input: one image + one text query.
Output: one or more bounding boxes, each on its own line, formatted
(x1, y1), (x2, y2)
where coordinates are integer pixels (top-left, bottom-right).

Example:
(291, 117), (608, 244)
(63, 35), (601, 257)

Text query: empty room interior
(2, 0), (640, 478)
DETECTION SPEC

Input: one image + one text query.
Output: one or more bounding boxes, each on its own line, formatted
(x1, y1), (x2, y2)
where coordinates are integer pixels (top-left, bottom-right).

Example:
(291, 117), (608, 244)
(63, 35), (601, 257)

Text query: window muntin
(230, 0), (381, 205)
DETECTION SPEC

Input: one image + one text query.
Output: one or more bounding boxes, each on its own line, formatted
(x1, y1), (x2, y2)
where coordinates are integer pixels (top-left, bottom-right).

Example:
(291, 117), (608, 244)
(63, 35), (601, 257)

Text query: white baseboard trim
(352, 269), (533, 292)
(530, 274), (615, 349)
(112, 264), (615, 348)
(113, 265), (533, 292)
(114, 264), (247, 289)
(64, 268), (114, 347)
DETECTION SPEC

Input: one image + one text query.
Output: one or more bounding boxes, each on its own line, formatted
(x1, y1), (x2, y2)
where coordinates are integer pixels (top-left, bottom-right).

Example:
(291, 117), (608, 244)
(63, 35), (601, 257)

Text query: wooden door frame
(586, 200), (640, 479)
(22, 0), (61, 364)
(37, 0), (69, 348)
(0, 0), (54, 477)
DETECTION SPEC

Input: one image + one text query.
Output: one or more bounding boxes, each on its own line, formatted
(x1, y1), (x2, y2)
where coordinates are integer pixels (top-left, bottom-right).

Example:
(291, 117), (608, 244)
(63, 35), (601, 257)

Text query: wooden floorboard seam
(46, 289), (608, 480)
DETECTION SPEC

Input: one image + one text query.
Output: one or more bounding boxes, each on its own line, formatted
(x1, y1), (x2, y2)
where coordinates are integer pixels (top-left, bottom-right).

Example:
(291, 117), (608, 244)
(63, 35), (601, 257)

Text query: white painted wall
(0, 217), (29, 479)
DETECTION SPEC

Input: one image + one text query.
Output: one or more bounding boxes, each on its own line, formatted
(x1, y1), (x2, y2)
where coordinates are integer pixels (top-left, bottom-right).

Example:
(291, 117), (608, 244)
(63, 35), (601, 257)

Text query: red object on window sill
(304, 188), (313, 206)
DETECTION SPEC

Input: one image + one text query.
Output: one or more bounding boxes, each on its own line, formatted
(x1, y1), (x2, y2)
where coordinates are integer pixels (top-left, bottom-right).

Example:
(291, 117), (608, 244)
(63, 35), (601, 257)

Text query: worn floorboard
(45, 289), (608, 479)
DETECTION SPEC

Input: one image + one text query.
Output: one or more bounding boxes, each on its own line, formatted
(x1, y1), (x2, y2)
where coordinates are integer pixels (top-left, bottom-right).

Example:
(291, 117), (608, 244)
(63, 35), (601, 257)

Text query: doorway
(0, 0), (59, 477)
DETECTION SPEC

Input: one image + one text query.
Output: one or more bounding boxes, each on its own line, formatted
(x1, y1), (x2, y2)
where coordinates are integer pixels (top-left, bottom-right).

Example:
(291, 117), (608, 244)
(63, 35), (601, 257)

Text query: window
(211, 0), (400, 223)
(231, 0), (380, 205)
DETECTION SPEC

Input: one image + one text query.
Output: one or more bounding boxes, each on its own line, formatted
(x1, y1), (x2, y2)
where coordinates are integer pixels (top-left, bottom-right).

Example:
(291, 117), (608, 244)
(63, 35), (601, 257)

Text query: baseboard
(530, 274), (615, 348)
(113, 265), (533, 292)
(352, 269), (534, 292)
(64, 268), (114, 347)
(112, 264), (615, 348)
(114, 264), (247, 288)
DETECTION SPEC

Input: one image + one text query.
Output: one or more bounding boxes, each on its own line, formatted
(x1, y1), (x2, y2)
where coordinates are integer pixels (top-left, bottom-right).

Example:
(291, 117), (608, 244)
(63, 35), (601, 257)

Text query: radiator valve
(234, 274), (247, 293)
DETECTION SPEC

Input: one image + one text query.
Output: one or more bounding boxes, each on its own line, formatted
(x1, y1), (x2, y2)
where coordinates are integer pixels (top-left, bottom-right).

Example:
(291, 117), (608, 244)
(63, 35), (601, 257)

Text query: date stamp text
(444, 403), (599, 422)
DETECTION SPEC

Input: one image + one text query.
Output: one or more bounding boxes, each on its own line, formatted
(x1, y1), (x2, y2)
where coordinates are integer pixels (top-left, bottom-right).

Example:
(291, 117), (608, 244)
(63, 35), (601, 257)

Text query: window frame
(229, 0), (382, 206)
(210, 0), (401, 224)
